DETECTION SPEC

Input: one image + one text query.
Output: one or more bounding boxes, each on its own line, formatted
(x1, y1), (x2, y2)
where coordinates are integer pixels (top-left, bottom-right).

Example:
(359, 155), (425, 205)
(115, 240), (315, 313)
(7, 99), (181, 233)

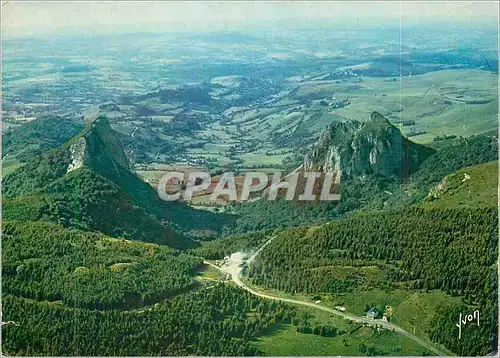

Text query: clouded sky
(2, 1), (499, 37)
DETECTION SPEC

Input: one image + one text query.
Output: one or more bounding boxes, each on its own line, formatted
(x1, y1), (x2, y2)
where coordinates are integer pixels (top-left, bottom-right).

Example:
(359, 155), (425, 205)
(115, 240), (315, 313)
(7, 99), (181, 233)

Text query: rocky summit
(304, 111), (435, 181)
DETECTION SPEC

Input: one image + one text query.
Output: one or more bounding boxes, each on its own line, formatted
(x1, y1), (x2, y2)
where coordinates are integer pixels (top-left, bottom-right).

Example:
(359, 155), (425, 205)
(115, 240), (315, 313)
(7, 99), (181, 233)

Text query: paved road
(203, 237), (447, 356)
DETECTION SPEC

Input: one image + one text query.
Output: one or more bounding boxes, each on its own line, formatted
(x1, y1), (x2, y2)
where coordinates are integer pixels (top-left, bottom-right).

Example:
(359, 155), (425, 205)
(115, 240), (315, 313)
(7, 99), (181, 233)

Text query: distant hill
(122, 85), (216, 108)
(2, 116), (233, 248)
(2, 116), (83, 168)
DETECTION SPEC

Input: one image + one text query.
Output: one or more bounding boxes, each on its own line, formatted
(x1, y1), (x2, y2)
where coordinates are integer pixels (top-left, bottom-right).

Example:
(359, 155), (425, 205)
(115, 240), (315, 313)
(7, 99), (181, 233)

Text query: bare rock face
(67, 137), (87, 173)
(304, 120), (360, 175)
(304, 112), (435, 182)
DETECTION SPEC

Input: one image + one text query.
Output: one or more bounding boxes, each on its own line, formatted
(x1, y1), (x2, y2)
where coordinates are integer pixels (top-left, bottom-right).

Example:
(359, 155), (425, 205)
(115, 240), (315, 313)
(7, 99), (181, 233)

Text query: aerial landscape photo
(1, 1), (499, 356)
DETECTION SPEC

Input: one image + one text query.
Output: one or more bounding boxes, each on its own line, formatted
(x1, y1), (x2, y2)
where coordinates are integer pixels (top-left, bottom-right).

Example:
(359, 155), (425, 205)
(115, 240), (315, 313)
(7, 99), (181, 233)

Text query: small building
(334, 306), (346, 312)
(366, 307), (379, 319)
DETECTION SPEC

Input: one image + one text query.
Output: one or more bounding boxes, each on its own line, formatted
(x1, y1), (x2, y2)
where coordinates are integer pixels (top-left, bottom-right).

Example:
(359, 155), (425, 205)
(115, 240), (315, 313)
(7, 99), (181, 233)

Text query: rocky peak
(64, 116), (130, 178)
(304, 111), (435, 182)
(83, 116), (130, 171)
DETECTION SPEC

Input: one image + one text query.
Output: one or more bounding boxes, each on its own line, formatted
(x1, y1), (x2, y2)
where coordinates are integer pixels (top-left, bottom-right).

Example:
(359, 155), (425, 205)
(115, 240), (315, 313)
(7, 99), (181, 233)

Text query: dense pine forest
(2, 221), (307, 356)
(249, 207), (497, 298)
(2, 221), (202, 310)
(2, 285), (296, 356)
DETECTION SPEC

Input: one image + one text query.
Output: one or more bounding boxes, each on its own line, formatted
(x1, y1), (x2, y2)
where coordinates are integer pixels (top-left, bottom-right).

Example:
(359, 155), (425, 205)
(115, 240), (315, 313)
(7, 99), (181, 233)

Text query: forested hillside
(3, 168), (192, 248)
(194, 160), (499, 356)
(2, 221), (202, 310)
(246, 206), (497, 355)
(2, 116), (84, 163)
(2, 220), (313, 356)
(2, 285), (296, 356)
(249, 207), (497, 298)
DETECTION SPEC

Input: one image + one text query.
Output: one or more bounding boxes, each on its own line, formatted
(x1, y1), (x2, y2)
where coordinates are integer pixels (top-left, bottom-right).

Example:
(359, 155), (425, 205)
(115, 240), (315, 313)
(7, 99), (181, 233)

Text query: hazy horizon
(2, 1), (499, 38)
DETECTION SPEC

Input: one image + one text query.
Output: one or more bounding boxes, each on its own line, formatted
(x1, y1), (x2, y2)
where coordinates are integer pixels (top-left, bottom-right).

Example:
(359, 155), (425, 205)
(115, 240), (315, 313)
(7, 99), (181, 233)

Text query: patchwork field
(170, 69), (498, 173)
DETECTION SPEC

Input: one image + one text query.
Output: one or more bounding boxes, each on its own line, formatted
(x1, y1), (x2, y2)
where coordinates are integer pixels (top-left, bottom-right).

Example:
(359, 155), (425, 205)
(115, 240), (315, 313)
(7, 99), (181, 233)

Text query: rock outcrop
(304, 112), (435, 182)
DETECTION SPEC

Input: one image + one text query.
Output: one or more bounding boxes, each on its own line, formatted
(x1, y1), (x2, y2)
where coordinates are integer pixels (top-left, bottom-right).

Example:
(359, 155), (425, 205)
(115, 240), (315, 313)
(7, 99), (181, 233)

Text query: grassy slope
(421, 161), (498, 209)
(240, 279), (457, 355)
(256, 325), (430, 356)
(252, 301), (431, 356)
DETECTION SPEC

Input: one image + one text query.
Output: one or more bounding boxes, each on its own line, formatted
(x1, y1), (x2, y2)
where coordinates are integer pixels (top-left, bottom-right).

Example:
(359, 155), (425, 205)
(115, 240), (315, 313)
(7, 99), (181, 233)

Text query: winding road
(203, 236), (447, 356)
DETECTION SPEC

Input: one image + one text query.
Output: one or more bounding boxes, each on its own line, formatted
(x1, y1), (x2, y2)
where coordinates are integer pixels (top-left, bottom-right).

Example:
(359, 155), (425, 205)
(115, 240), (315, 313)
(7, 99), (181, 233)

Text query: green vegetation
(2, 146), (72, 198)
(256, 324), (430, 356)
(3, 167), (194, 249)
(227, 132), (497, 234)
(245, 207), (497, 355)
(2, 116), (235, 247)
(2, 220), (201, 310)
(407, 134), (498, 202)
(2, 27), (498, 357)
(1, 156), (24, 177)
(249, 207), (497, 299)
(294, 70), (497, 144)
(2, 116), (83, 169)
(428, 302), (497, 356)
(391, 291), (462, 343)
(181, 145), (498, 356)
(229, 199), (339, 234)
(2, 285), (296, 356)
(422, 161), (498, 209)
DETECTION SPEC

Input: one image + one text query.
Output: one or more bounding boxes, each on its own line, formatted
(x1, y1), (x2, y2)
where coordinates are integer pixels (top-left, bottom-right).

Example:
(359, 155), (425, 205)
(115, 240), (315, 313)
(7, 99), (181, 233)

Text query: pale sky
(2, 1), (499, 37)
